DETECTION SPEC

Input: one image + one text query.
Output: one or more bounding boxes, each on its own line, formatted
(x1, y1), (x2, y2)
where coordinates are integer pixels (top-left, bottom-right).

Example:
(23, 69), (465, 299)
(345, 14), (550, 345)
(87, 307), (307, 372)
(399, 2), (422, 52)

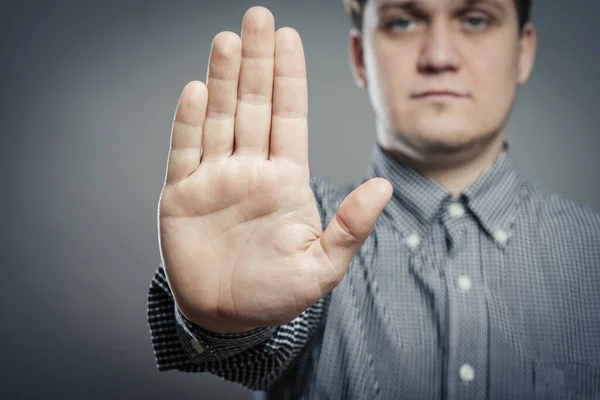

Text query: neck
(380, 131), (506, 196)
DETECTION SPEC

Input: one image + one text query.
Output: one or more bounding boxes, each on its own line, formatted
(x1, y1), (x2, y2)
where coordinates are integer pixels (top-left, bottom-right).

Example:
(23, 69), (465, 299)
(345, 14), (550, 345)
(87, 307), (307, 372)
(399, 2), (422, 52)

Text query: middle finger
(233, 6), (275, 158)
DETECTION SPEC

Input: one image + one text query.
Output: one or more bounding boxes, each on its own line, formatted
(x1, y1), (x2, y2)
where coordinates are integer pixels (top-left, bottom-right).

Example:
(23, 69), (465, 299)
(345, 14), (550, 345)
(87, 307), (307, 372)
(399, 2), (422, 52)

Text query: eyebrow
(378, 0), (507, 13)
(465, 0), (507, 13)
(378, 1), (419, 13)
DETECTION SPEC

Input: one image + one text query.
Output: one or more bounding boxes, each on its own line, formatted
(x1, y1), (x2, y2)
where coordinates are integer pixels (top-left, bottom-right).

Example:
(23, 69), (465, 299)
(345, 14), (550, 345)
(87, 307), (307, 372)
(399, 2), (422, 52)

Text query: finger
(269, 27), (308, 167)
(233, 6), (275, 158)
(317, 178), (393, 288)
(203, 31), (242, 160)
(165, 81), (208, 184)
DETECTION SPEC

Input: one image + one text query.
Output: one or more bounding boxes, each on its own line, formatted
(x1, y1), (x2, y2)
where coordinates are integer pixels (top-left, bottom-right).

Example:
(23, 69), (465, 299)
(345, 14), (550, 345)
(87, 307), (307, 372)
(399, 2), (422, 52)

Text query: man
(147, 0), (600, 398)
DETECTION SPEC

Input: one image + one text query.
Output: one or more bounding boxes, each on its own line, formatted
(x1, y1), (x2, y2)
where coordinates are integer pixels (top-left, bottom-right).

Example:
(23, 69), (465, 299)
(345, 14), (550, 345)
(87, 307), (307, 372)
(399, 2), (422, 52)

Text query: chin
(392, 121), (496, 157)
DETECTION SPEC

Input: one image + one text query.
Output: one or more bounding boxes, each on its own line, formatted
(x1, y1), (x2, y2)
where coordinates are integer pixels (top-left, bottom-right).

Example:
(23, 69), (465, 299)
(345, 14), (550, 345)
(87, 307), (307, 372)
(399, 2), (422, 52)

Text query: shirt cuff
(174, 304), (276, 363)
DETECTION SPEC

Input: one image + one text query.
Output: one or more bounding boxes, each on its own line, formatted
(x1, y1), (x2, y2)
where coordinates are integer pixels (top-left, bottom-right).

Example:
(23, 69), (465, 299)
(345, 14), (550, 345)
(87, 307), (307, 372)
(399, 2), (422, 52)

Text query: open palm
(158, 7), (392, 334)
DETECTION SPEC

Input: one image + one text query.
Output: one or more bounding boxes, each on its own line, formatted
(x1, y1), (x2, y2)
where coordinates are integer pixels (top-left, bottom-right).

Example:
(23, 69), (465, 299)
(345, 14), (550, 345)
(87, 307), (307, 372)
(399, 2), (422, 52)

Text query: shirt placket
(442, 199), (490, 400)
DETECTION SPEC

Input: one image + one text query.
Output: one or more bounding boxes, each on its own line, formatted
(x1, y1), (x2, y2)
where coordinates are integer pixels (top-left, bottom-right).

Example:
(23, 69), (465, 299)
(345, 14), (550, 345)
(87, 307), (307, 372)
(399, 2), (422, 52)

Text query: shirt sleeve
(146, 173), (333, 391)
(147, 263), (328, 390)
(174, 302), (277, 363)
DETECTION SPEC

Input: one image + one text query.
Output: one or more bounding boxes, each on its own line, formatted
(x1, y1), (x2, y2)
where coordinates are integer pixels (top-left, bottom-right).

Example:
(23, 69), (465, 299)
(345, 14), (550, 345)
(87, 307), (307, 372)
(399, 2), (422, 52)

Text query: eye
(384, 16), (416, 32)
(462, 13), (489, 30)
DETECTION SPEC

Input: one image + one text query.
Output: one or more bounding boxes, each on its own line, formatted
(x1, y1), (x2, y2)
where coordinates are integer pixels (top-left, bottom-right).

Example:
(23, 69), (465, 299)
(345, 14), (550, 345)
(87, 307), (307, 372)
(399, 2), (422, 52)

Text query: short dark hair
(343, 0), (532, 32)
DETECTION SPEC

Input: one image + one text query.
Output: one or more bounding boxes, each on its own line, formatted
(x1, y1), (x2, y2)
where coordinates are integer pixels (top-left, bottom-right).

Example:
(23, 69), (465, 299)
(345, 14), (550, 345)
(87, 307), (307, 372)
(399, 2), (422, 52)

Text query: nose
(418, 19), (460, 74)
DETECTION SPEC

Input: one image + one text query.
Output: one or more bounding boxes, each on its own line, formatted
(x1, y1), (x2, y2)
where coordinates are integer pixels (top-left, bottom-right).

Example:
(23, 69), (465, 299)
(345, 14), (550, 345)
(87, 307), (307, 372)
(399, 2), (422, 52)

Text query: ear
(517, 23), (537, 86)
(349, 28), (367, 88)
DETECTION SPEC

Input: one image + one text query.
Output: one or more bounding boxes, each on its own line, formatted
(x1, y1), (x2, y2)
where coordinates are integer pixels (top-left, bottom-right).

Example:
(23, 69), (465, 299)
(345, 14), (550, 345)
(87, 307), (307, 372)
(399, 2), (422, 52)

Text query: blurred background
(2, 0), (599, 398)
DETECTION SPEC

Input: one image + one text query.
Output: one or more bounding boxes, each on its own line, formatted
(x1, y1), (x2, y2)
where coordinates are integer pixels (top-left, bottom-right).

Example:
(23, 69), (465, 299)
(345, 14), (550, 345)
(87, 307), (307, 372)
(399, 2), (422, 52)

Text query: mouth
(411, 90), (469, 100)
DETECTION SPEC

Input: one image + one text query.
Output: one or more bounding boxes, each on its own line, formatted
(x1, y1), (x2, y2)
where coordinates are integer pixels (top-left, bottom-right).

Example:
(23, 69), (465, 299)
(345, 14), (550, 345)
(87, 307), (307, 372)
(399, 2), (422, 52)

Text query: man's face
(352, 0), (536, 159)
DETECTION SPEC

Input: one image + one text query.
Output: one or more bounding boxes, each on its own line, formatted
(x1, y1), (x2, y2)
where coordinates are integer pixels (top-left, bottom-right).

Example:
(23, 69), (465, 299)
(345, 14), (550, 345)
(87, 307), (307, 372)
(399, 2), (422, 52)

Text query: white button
(493, 229), (508, 245)
(457, 275), (472, 292)
(191, 340), (206, 354)
(459, 364), (475, 382)
(448, 202), (465, 218)
(405, 233), (421, 249)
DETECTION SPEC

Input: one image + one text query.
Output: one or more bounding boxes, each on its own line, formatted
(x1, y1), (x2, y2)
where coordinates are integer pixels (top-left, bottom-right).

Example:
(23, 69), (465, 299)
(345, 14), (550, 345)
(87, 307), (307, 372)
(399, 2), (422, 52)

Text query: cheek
(377, 51), (404, 81)
(472, 54), (517, 131)
(369, 42), (413, 97)
(471, 51), (519, 114)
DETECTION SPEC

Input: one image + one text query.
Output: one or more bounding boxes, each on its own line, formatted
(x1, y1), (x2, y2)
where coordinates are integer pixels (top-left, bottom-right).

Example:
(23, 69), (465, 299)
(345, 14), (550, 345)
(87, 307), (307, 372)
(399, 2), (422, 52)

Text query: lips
(412, 90), (469, 99)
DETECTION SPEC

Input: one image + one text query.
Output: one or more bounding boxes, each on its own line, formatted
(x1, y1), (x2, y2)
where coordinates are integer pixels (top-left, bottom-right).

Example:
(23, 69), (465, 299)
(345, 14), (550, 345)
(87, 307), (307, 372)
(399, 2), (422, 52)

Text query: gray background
(2, 0), (599, 399)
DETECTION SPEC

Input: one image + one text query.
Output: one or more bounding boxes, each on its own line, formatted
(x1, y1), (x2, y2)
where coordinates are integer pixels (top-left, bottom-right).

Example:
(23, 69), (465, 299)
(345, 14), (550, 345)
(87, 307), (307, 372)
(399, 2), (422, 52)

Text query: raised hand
(158, 6), (392, 334)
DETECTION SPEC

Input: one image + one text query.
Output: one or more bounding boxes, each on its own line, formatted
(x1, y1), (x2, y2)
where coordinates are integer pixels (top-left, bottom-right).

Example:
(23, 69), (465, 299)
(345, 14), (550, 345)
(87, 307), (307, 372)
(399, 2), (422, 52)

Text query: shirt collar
(461, 142), (523, 243)
(368, 142), (449, 228)
(367, 141), (523, 245)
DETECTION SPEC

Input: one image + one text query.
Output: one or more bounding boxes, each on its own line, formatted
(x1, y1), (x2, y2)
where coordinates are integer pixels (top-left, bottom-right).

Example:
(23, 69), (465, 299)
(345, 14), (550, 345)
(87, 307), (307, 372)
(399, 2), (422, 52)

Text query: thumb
(317, 177), (393, 283)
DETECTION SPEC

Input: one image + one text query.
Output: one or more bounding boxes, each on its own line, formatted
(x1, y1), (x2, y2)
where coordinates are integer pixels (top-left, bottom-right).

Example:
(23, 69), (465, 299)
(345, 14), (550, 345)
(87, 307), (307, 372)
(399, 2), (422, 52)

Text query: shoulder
(521, 180), (600, 232)
(519, 179), (600, 256)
